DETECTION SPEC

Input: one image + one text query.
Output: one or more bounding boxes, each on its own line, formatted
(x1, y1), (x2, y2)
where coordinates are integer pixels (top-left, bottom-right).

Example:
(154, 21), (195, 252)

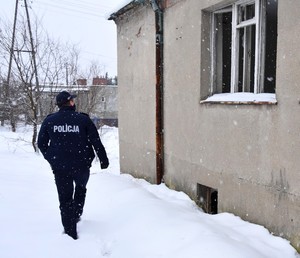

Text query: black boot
(64, 225), (78, 240)
(74, 186), (87, 222)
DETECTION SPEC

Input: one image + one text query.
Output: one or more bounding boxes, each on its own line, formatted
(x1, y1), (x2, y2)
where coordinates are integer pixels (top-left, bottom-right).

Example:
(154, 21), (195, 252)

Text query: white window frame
(211, 0), (266, 95)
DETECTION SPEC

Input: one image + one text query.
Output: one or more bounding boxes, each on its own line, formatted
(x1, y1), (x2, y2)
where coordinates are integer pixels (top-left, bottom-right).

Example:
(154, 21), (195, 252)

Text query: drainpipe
(150, 0), (164, 184)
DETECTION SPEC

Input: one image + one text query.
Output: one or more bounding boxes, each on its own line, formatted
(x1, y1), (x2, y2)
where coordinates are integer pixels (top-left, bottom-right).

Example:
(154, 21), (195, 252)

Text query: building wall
(90, 85), (118, 120)
(114, 0), (300, 249)
(40, 85), (117, 124)
(115, 3), (157, 183)
(39, 87), (89, 117)
(163, 0), (300, 249)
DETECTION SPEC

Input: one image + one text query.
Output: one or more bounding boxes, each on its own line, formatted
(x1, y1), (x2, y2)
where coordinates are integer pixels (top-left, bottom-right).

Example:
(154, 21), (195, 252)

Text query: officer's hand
(101, 160), (109, 170)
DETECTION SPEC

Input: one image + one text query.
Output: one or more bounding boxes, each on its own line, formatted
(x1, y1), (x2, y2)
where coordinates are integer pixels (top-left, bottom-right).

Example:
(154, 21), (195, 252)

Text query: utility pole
(5, 0), (19, 132)
(23, 0), (41, 150)
(7, 0), (40, 101)
(24, 0), (40, 94)
(6, 0), (41, 145)
(6, 0), (19, 89)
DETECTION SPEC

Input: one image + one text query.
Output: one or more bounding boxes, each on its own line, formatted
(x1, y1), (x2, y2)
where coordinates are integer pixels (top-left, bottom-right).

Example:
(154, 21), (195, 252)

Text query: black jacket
(37, 106), (109, 171)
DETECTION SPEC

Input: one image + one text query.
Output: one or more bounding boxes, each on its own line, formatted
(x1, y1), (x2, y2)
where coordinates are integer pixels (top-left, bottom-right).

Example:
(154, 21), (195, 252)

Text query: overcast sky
(0, 0), (128, 77)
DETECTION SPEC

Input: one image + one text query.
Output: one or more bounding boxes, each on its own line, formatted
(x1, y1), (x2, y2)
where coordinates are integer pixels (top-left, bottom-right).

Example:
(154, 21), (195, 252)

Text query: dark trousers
(54, 168), (90, 235)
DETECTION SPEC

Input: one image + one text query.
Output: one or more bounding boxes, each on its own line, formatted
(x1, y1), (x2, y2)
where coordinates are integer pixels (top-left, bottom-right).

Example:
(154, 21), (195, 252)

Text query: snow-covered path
(0, 125), (298, 258)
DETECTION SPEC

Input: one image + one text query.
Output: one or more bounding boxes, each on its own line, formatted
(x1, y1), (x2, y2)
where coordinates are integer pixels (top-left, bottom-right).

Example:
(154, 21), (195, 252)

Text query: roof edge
(108, 0), (146, 21)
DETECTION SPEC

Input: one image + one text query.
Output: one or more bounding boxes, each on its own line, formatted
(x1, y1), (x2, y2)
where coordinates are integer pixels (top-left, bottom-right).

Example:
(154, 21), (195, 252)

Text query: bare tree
(0, 17), (22, 132)
(86, 60), (105, 79)
(0, 12), (83, 151)
(65, 44), (81, 86)
(67, 60), (102, 117)
(1, 3), (113, 150)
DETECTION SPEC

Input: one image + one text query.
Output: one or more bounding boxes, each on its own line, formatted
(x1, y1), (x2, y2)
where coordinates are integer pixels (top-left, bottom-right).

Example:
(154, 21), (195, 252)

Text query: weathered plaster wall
(91, 86), (118, 119)
(114, 0), (300, 250)
(115, 3), (157, 183)
(163, 0), (300, 249)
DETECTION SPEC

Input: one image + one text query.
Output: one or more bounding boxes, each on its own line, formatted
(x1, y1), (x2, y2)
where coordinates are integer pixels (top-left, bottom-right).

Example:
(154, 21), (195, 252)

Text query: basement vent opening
(197, 183), (218, 214)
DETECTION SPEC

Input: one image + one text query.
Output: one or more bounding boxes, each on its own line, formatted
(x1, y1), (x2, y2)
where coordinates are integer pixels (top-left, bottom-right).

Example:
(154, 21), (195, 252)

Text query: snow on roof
(106, 0), (143, 20)
(105, 0), (133, 19)
(41, 85), (89, 93)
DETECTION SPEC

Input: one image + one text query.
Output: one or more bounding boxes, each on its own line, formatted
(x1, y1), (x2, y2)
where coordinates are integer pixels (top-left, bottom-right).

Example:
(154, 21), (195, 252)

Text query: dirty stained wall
(115, 3), (157, 182)
(163, 0), (300, 249)
(114, 0), (300, 250)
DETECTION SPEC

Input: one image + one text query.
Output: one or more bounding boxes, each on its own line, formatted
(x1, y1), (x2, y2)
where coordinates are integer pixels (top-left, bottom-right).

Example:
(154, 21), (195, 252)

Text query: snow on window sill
(200, 93), (277, 105)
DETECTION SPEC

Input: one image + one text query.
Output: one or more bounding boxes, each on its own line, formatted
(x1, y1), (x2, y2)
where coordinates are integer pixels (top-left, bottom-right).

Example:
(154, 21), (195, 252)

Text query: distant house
(40, 81), (118, 127)
(76, 78), (87, 86)
(93, 76), (108, 86)
(109, 0), (300, 250)
(90, 84), (118, 127)
(39, 85), (89, 118)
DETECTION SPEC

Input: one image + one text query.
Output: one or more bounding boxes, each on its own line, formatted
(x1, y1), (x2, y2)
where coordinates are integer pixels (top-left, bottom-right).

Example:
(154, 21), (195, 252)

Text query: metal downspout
(150, 0), (164, 184)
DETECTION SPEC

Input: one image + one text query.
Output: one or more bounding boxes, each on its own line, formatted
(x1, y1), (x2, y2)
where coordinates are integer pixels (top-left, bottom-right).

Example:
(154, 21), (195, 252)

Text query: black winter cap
(56, 91), (77, 107)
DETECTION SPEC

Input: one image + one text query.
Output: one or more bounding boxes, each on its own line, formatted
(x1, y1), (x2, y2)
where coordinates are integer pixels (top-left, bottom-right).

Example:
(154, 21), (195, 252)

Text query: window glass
(211, 0), (277, 95)
(264, 0), (277, 93)
(237, 25), (256, 92)
(239, 3), (255, 23)
(214, 11), (232, 93)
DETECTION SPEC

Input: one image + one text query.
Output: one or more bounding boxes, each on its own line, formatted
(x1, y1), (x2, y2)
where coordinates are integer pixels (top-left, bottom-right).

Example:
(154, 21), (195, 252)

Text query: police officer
(38, 91), (109, 240)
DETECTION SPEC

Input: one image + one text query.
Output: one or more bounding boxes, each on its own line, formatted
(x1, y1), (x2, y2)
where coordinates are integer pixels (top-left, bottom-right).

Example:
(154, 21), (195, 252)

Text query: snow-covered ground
(0, 125), (299, 258)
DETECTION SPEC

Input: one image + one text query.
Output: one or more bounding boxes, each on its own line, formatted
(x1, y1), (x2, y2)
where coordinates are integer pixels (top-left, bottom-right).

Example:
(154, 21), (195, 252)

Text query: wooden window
(211, 0), (277, 95)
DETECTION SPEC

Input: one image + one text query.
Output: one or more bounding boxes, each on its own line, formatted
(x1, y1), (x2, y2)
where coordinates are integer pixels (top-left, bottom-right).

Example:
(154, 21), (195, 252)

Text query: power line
(31, 5), (106, 23)
(28, 0), (117, 75)
(81, 49), (116, 60)
(33, 2), (106, 19)
(40, 0), (114, 12)
(41, 0), (114, 9)
(32, 0), (117, 20)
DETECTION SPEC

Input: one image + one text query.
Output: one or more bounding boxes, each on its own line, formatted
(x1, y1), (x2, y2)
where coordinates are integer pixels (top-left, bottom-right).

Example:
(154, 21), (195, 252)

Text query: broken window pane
(211, 0), (278, 95)
(239, 3), (255, 23)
